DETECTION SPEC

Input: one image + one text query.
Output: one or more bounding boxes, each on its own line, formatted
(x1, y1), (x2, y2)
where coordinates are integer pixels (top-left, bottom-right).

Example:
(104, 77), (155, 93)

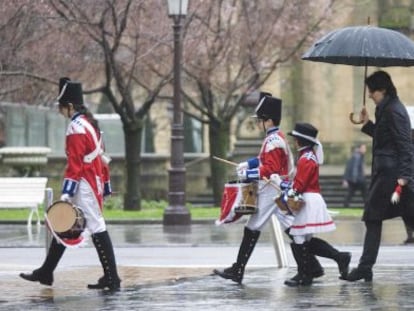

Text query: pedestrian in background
(342, 143), (367, 207)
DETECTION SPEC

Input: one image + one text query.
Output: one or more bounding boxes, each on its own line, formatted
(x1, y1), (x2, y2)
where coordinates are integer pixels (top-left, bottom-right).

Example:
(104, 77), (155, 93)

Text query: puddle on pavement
(2, 267), (414, 310)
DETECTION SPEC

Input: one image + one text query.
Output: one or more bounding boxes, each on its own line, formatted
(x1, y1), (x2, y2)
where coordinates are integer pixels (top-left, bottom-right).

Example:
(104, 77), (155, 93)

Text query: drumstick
(263, 176), (280, 190)
(213, 155), (288, 186)
(212, 156), (238, 167)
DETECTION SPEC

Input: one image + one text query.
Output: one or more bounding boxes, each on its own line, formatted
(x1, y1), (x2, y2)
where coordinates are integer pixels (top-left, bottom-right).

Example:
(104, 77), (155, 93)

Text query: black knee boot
(20, 238), (66, 286)
(308, 237), (351, 279)
(285, 242), (313, 287)
(88, 231), (121, 290)
(284, 229), (324, 279)
(286, 242), (324, 283)
(213, 227), (260, 284)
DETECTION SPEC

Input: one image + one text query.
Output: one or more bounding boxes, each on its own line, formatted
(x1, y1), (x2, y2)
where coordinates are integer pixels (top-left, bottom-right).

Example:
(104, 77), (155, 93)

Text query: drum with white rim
(216, 181), (258, 225)
(46, 201), (86, 239)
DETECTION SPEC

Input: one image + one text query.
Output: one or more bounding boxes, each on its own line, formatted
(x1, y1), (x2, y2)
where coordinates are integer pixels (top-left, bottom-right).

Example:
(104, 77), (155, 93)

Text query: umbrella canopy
(302, 25), (414, 123)
(302, 25), (414, 67)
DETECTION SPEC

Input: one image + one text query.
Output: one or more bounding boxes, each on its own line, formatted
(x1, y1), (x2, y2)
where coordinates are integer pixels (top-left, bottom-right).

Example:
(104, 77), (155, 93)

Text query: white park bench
(0, 177), (49, 227)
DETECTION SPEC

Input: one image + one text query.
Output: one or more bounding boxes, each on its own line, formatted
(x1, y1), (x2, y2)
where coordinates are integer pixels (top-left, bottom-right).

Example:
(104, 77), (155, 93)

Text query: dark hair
(365, 70), (397, 98)
(271, 117), (281, 126)
(296, 136), (315, 148)
(79, 106), (100, 133)
(60, 101), (100, 133)
(258, 116), (281, 126)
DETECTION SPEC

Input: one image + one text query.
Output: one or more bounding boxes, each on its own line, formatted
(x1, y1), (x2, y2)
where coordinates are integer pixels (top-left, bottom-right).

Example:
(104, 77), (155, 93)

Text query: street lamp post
(163, 0), (191, 226)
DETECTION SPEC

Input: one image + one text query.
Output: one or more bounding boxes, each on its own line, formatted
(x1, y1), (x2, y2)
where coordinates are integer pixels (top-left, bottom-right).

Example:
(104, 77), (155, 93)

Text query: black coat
(361, 95), (414, 222)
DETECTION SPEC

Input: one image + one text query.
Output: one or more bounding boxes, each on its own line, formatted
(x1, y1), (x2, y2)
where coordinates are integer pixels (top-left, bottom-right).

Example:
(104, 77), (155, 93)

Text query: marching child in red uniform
(273, 122), (351, 286)
(214, 93), (297, 284)
(20, 78), (121, 291)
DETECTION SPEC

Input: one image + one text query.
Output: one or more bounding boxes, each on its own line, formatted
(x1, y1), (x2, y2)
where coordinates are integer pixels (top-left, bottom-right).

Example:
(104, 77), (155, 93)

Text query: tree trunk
(209, 118), (231, 206)
(123, 121), (143, 210)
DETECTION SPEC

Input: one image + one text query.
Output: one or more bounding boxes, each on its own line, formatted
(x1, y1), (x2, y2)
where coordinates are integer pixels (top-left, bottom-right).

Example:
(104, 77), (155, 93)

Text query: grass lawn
(0, 199), (363, 221)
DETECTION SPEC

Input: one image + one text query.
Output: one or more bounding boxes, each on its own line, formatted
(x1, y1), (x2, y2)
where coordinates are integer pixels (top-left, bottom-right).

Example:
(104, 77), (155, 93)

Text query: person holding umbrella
(345, 70), (414, 282)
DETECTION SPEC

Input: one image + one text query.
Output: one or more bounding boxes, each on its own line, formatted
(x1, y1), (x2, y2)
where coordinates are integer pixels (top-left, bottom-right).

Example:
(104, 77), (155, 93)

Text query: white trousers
(246, 180), (294, 232)
(73, 179), (106, 234)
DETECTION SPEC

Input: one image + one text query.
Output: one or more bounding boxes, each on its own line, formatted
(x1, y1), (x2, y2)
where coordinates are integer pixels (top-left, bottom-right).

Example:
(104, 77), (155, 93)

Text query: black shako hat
(288, 122), (319, 144)
(254, 95), (282, 121)
(57, 77), (84, 106)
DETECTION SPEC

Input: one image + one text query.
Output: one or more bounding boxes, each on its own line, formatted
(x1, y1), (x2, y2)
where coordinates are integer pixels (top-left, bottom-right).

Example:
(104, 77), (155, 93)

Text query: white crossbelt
(78, 118), (111, 164)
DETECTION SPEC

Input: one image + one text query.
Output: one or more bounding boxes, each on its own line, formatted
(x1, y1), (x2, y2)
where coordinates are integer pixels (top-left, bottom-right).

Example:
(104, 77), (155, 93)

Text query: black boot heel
(345, 267), (373, 282)
(213, 263), (243, 284)
(337, 252), (351, 279)
(19, 269), (53, 286)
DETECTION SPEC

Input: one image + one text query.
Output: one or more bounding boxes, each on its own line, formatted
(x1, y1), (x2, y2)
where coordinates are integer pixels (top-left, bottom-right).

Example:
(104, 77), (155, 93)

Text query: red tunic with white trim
(292, 148), (320, 193)
(62, 113), (110, 210)
(259, 129), (291, 178)
(245, 127), (292, 180)
(289, 147), (336, 236)
(243, 127), (295, 232)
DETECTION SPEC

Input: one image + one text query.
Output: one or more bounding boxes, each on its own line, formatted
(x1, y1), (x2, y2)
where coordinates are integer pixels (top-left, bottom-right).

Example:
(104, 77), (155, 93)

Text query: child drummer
(272, 122), (351, 286)
(213, 93), (324, 284)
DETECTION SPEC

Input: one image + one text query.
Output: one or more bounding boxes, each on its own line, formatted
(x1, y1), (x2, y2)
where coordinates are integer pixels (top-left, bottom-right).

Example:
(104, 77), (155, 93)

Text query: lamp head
(167, 0), (188, 17)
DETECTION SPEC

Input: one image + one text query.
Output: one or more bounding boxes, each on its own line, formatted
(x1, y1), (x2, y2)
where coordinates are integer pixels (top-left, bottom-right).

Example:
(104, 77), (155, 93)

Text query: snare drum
(217, 181), (258, 225)
(47, 201), (86, 239)
(233, 182), (258, 215)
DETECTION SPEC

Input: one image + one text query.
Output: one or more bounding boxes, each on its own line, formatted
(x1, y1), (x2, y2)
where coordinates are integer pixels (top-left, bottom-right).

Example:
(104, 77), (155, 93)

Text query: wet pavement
(2, 218), (414, 310)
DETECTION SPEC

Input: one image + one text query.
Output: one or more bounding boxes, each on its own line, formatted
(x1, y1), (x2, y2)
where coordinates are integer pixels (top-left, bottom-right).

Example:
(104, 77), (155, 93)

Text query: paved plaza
(1, 219), (414, 310)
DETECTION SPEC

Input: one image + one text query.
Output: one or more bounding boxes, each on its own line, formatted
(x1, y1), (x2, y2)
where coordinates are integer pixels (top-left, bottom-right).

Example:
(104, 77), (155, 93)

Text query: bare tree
(180, 0), (337, 205)
(0, 1), (57, 103)
(0, 0), (173, 210)
(0, 0), (338, 208)
(44, 0), (174, 210)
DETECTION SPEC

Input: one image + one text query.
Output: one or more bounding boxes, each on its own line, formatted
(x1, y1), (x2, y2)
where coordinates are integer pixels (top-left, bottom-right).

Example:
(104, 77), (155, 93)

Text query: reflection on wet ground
(1, 218), (414, 310)
(3, 267), (414, 310)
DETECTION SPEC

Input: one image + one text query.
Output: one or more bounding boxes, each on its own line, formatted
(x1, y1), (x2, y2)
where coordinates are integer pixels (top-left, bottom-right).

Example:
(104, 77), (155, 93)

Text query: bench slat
(0, 177), (49, 226)
(0, 177), (48, 207)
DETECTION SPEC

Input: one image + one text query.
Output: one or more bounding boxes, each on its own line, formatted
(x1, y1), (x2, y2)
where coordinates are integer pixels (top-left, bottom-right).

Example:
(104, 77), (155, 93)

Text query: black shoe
(284, 274), (313, 287)
(288, 267), (324, 282)
(19, 269), (53, 286)
(213, 263), (243, 284)
(88, 276), (121, 291)
(343, 267), (373, 282)
(286, 271), (320, 286)
(336, 252), (351, 279)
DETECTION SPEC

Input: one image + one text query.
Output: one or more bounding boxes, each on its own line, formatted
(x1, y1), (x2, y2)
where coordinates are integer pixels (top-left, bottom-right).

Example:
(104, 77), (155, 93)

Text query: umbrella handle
(349, 112), (364, 125)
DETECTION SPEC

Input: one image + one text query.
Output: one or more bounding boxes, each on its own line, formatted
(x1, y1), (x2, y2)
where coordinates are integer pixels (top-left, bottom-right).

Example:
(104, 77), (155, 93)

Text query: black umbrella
(302, 25), (414, 123)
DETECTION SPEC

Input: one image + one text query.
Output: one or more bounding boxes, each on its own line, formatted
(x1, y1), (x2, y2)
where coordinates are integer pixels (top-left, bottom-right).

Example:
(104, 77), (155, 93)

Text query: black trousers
(359, 220), (382, 268)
